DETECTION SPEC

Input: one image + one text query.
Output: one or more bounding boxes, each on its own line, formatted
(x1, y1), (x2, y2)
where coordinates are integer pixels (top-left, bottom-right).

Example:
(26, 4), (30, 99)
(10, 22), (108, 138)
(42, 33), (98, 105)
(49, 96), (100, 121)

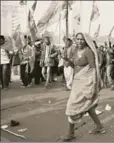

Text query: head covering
(34, 41), (42, 45)
(63, 35), (73, 41)
(0, 35), (5, 41)
(76, 33), (100, 85)
(84, 33), (100, 84)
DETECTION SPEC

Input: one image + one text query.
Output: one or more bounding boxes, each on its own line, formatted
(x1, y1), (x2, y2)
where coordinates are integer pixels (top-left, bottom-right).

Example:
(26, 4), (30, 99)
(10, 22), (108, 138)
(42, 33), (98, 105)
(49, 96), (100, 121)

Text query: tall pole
(66, 0), (69, 38)
(80, 1), (82, 32)
(59, 9), (61, 45)
(88, 20), (91, 35)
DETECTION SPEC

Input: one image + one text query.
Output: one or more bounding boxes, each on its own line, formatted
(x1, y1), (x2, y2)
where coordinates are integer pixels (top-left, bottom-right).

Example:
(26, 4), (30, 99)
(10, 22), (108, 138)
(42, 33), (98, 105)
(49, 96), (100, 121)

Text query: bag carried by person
(12, 51), (23, 66)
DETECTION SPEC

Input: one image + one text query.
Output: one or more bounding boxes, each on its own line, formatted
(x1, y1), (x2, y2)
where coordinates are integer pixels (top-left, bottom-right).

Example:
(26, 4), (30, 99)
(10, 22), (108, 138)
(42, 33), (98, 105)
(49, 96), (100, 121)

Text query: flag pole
(88, 20), (91, 35)
(108, 25), (114, 37)
(80, 1), (82, 32)
(66, 0), (69, 38)
(59, 8), (61, 45)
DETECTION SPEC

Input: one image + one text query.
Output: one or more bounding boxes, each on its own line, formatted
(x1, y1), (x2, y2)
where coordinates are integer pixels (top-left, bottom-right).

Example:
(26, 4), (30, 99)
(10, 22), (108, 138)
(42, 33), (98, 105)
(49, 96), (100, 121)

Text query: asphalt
(1, 75), (114, 142)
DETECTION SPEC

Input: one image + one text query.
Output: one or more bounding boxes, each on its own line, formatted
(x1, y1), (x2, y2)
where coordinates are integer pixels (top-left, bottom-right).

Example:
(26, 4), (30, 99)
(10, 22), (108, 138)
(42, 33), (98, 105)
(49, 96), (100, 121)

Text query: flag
(12, 24), (21, 40)
(74, 13), (80, 25)
(20, 0), (27, 5)
(90, 0), (100, 22)
(108, 26), (114, 37)
(32, 0), (37, 12)
(37, 1), (58, 28)
(61, 1), (73, 10)
(28, 1), (38, 42)
(37, 1), (74, 32)
(94, 24), (100, 37)
(61, 1), (74, 19)
(12, 24), (24, 49)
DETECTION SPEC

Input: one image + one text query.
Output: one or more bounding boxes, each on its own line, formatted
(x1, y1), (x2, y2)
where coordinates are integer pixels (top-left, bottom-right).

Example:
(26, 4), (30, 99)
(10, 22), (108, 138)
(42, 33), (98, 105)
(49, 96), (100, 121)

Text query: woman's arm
(86, 48), (95, 68)
(86, 48), (97, 83)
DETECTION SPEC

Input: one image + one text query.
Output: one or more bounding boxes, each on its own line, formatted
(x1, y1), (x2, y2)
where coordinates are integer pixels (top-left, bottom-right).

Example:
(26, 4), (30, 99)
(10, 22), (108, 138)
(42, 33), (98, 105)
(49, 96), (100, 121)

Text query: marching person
(58, 46), (65, 83)
(20, 35), (35, 87)
(61, 33), (105, 141)
(40, 36), (58, 88)
(32, 39), (42, 85)
(98, 45), (107, 88)
(63, 37), (76, 91)
(0, 35), (10, 89)
(106, 41), (114, 90)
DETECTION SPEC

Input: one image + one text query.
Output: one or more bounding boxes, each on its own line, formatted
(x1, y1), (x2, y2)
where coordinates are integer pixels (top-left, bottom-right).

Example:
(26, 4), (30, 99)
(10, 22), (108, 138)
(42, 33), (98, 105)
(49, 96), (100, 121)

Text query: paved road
(1, 76), (114, 142)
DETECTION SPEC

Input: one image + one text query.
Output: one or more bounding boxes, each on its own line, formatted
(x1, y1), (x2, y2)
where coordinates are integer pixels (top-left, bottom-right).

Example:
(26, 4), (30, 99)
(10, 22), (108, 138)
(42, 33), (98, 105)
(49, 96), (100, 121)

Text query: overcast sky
(1, 1), (114, 37)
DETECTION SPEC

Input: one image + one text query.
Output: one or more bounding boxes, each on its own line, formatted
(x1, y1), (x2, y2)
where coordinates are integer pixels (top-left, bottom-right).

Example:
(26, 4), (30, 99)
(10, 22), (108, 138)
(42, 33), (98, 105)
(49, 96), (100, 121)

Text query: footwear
(44, 83), (51, 88)
(28, 83), (34, 87)
(21, 85), (27, 88)
(89, 127), (106, 134)
(2, 88), (9, 91)
(111, 85), (114, 90)
(10, 120), (20, 127)
(65, 87), (71, 91)
(60, 133), (75, 142)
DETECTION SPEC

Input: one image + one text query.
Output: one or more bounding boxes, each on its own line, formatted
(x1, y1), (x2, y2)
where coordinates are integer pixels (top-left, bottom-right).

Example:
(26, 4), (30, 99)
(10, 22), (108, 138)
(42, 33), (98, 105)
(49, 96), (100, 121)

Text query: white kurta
(64, 66), (74, 90)
(1, 48), (10, 65)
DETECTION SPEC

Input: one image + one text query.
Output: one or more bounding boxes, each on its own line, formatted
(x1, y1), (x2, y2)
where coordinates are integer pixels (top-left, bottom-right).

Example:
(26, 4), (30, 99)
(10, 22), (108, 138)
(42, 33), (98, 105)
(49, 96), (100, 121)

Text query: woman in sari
(62, 33), (105, 141)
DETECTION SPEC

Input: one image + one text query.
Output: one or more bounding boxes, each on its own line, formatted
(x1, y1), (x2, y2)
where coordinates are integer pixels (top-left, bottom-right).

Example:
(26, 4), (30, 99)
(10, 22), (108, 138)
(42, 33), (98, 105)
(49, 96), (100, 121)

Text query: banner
(28, 0), (38, 42)
(94, 24), (101, 38)
(74, 13), (80, 25)
(90, 0), (100, 22)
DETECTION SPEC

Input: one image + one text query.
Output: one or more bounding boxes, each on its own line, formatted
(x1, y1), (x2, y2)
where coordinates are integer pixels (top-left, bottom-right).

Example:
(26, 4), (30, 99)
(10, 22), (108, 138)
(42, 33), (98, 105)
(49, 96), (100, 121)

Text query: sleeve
(70, 46), (76, 63)
(85, 48), (95, 68)
(50, 45), (58, 58)
(29, 46), (35, 61)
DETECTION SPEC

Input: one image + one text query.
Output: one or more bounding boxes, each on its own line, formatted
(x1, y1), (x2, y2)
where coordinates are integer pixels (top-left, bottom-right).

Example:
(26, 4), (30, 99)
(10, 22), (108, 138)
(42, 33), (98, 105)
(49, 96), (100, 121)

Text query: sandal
(89, 127), (106, 134)
(60, 134), (76, 142)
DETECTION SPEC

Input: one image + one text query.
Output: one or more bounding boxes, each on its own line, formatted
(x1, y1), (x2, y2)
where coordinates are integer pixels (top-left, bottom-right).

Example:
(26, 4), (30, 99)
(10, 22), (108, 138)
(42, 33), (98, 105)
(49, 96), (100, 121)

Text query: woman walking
(61, 33), (105, 141)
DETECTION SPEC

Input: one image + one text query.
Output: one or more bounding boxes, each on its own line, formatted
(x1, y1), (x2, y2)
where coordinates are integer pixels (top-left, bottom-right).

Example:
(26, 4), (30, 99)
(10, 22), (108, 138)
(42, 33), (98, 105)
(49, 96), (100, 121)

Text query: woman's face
(76, 34), (85, 49)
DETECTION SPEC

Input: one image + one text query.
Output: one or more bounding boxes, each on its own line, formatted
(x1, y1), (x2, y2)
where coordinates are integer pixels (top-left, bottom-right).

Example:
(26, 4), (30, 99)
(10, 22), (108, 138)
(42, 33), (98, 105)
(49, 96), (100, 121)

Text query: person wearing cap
(63, 37), (76, 91)
(0, 35), (10, 89)
(40, 36), (57, 88)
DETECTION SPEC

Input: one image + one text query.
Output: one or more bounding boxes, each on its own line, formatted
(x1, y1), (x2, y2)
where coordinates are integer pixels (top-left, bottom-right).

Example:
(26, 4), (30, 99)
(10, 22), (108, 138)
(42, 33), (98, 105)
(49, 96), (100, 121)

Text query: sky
(28, 1), (114, 37)
(1, 1), (114, 38)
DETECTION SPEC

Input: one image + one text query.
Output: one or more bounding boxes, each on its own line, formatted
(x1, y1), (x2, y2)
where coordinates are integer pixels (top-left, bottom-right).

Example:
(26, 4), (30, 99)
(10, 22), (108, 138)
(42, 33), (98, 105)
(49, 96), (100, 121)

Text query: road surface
(1, 75), (114, 141)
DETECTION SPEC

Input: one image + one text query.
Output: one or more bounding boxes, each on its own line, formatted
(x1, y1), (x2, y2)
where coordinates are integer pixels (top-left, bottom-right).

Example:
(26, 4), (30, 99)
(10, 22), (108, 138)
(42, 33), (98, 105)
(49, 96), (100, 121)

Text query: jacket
(40, 43), (57, 67)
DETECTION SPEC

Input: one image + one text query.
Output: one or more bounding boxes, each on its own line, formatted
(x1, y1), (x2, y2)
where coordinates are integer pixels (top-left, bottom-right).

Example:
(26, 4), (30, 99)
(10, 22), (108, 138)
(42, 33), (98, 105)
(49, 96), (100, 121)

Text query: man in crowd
(58, 46), (65, 83)
(106, 41), (114, 90)
(63, 37), (76, 91)
(98, 45), (107, 88)
(0, 35), (10, 89)
(20, 35), (35, 88)
(40, 36), (58, 88)
(32, 39), (42, 85)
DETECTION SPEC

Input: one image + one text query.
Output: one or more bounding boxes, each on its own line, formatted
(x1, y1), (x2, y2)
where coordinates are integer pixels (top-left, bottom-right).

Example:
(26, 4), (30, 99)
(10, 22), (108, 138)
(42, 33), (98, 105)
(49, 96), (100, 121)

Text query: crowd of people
(0, 34), (114, 91)
(0, 32), (114, 141)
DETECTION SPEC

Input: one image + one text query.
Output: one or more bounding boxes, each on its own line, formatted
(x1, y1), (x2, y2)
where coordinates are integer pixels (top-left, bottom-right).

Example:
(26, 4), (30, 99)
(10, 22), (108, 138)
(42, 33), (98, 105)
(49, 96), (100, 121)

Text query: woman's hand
(49, 55), (53, 58)
(93, 82), (99, 95)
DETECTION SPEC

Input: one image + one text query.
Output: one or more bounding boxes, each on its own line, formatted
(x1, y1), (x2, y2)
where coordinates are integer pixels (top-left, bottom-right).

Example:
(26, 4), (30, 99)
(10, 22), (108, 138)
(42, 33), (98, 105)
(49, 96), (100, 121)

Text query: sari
(65, 33), (101, 124)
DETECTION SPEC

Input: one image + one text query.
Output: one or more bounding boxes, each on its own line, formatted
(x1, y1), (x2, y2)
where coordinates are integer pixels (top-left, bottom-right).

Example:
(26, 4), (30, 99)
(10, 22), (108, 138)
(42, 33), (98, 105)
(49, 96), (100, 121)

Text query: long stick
(66, 0), (69, 38)
(59, 9), (61, 45)
(109, 25), (114, 37)
(1, 128), (27, 139)
(88, 20), (91, 35)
